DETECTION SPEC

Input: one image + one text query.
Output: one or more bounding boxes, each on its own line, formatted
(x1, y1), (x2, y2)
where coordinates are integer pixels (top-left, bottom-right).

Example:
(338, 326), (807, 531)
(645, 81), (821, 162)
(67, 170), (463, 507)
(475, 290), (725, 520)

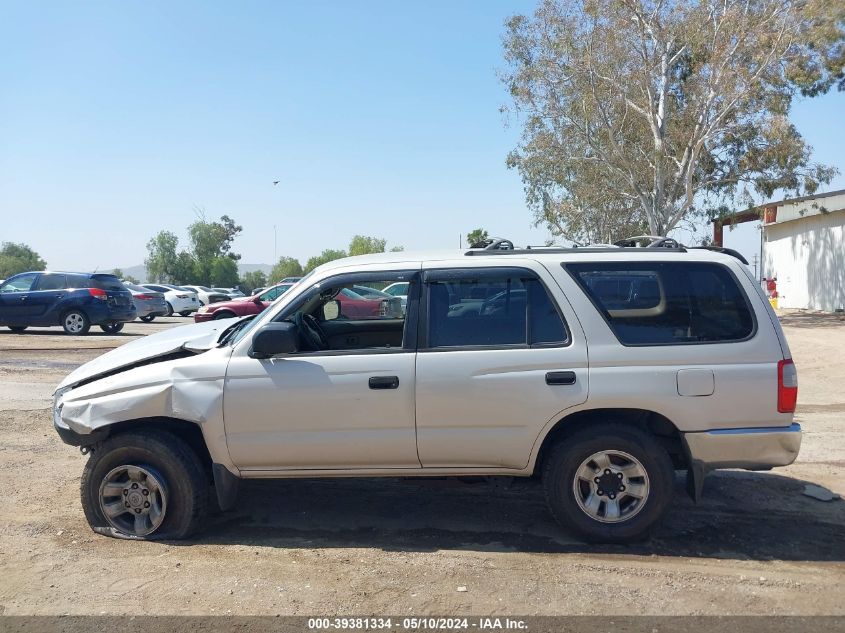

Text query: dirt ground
(0, 313), (843, 616)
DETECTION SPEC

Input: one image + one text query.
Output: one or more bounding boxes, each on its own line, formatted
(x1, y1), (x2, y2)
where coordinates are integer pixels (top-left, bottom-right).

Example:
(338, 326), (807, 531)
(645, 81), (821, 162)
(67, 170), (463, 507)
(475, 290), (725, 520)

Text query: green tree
(210, 256), (240, 288)
(240, 270), (268, 294)
(503, 0), (842, 239)
(188, 214), (243, 282)
(466, 229), (489, 248)
(270, 256), (304, 283)
(305, 249), (347, 273)
(111, 268), (139, 284)
(0, 242), (47, 278)
(348, 235), (387, 256)
(144, 231), (179, 283)
(172, 252), (199, 285)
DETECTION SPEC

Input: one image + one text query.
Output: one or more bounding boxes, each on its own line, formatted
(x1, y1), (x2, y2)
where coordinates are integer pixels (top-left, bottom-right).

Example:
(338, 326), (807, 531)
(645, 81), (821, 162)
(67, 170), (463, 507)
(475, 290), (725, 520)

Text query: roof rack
(463, 234), (748, 263)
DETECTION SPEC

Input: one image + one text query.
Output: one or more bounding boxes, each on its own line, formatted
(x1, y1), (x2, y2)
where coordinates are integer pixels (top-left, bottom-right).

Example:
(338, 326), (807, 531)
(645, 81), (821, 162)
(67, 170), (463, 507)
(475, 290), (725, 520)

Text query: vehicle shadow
(190, 470), (844, 562)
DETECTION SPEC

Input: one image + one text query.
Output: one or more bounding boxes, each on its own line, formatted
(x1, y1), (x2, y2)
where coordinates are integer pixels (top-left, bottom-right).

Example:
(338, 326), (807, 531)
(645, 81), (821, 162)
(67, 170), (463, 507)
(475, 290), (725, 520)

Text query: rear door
(414, 264), (589, 469)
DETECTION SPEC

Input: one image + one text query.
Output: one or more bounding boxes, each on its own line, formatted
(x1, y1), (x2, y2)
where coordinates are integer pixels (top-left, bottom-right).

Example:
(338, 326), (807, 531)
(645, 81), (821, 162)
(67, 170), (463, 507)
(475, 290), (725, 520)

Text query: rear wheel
(80, 430), (208, 540)
(100, 322), (124, 334)
(542, 424), (674, 543)
(7, 326), (27, 333)
(62, 310), (90, 335)
(139, 315), (155, 322)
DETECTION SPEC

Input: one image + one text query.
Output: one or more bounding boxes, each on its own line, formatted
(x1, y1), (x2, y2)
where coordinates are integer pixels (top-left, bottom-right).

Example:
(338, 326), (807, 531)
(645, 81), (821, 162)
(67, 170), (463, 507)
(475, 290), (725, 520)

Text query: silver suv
(52, 243), (800, 542)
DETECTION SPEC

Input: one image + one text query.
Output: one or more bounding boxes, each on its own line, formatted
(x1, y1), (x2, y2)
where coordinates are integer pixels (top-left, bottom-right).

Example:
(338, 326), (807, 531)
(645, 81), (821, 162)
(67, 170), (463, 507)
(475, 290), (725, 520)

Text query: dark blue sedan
(0, 271), (136, 335)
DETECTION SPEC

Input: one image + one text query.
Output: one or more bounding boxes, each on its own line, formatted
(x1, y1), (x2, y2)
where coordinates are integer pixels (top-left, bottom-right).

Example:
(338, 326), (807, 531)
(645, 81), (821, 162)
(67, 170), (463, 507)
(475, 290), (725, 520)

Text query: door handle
(369, 376), (399, 390)
(546, 371), (577, 386)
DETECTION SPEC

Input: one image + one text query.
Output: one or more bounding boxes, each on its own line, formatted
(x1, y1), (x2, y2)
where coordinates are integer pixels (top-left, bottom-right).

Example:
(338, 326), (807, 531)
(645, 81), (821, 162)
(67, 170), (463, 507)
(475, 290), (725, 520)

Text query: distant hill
(114, 263), (273, 284)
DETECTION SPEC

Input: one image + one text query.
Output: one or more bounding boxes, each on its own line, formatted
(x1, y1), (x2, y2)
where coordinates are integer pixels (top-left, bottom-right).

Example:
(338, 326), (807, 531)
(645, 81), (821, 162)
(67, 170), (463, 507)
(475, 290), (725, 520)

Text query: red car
(194, 284), (399, 322)
(194, 283), (294, 322)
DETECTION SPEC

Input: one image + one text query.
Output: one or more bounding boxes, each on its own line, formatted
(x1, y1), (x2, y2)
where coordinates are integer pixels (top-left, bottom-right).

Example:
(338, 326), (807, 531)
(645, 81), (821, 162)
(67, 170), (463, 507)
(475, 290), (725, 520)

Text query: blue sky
(1, 1), (842, 272)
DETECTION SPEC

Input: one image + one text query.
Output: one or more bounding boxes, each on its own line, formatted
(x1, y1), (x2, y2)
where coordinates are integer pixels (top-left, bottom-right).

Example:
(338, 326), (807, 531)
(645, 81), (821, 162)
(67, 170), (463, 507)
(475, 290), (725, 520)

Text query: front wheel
(542, 424), (675, 543)
(62, 310), (90, 335)
(165, 302), (174, 317)
(80, 430), (208, 540)
(100, 322), (124, 334)
(179, 311), (191, 317)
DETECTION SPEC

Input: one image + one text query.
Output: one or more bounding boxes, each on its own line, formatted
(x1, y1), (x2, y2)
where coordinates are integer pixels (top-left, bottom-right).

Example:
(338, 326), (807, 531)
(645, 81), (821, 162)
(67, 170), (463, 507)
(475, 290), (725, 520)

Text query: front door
(414, 265), (589, 469)
(224, 268), (422, 471)
(0, 273), (40, 324)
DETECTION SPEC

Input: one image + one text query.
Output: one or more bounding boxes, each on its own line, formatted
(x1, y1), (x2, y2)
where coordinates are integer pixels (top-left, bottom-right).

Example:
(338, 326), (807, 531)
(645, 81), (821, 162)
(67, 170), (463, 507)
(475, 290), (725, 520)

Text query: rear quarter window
(566, 262), (755, 345)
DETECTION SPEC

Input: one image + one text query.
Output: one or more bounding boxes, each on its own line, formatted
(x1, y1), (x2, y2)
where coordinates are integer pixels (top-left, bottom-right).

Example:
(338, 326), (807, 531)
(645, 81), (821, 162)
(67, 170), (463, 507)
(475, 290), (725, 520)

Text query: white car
(53, 243), (800, 543)
(212, 287), (245, 299)
(142, 284), (199, 317)
(382, 281), (409, 306)
(180, 285), (231, 307)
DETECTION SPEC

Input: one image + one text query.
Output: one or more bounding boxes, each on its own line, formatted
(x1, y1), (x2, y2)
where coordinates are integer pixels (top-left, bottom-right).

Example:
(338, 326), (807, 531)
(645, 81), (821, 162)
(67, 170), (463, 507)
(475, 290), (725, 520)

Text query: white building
(715, 189), (845, 312)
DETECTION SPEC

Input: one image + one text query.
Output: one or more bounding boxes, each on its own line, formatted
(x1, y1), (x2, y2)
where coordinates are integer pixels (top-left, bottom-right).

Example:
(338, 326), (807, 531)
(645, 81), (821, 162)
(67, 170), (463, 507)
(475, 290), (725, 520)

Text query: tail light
(777, 358), (798, 413)
(135, 294), (157, 300)
(88, 288), (108, 301)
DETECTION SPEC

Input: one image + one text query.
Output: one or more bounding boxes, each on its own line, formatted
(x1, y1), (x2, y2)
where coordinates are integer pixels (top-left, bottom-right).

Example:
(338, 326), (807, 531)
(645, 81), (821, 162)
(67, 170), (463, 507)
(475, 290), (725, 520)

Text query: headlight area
(53, 386), (72, 429)
(52, 385), (108, 448)
(197, 306), (210, 314)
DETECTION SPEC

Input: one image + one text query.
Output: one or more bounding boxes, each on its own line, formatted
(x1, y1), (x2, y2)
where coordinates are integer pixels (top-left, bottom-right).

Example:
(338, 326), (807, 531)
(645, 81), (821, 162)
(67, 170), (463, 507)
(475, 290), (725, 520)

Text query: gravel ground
(0, 314), (843, 615)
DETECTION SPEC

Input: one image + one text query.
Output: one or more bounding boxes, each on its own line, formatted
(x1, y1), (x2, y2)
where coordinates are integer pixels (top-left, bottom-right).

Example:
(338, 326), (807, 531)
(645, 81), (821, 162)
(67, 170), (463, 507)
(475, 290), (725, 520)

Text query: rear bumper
(682, 423), (801, 470)
(87, 304), (137, 324)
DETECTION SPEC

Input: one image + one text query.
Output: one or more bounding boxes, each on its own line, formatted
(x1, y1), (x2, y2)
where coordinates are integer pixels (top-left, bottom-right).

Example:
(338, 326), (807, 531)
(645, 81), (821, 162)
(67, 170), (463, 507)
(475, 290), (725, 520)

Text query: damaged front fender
(56, 346), (237, 472)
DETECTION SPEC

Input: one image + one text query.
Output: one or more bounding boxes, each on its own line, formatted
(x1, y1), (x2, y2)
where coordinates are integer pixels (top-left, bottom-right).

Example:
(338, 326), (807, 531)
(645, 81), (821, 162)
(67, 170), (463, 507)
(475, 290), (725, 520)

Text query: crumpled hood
(57, 319), (236, 391)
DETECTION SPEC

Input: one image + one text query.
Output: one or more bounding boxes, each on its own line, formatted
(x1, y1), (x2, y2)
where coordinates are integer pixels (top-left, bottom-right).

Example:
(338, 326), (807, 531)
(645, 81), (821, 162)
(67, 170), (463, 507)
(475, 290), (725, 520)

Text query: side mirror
(322, 300), (340, 321)
(253, 296), (263, 304)
(249, 322), (299, 358)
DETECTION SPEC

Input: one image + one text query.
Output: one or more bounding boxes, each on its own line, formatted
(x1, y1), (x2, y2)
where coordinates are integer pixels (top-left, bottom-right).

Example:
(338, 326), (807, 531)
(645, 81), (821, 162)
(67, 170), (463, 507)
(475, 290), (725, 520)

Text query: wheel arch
(89, 417), (214, 483)
(531, 407), (688, 476)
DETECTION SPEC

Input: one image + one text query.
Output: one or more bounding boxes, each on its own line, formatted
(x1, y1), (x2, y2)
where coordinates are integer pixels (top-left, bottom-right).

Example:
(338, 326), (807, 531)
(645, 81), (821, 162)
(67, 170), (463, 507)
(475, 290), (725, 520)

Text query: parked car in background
(250, 287), (266, 296)
(382, 281), (409, 303)
(0, 271), (135, 334)
(141, 284), (199, 317)
(194, 283), (295, 322)
(123, 284), (168, 322)
(280, 277), (302, 283)
(212, 287), (245, 299)
(180, 285), (230, 307)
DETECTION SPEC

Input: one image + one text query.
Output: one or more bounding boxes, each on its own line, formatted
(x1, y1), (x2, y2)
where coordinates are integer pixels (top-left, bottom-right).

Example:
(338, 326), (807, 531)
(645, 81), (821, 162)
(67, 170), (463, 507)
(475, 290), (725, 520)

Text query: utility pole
(752, 254), (759, 280)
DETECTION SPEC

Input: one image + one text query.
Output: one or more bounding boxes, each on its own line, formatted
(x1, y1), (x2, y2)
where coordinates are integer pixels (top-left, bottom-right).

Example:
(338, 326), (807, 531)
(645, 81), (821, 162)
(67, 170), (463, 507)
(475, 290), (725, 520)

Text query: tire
(100, 322), (124, 334)
(179, 311), (191, 317)
(62, 310), (91, 335)
(213, 311), (236, 320)
(80, 430), (209, 540)
(542, 424), (675, 543)
(8, 326), (27, 333)
(165, 302), (174, 317)
(139, 315), (155, 323)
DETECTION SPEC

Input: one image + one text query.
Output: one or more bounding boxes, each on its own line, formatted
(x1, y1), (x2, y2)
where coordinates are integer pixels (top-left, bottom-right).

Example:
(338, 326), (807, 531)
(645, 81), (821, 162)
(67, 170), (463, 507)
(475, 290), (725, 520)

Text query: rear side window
(426, 271), (568, 348)
(90, 275), (125, 291)
(35, 274), (67, 290)
(567, 262), (754, 345)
